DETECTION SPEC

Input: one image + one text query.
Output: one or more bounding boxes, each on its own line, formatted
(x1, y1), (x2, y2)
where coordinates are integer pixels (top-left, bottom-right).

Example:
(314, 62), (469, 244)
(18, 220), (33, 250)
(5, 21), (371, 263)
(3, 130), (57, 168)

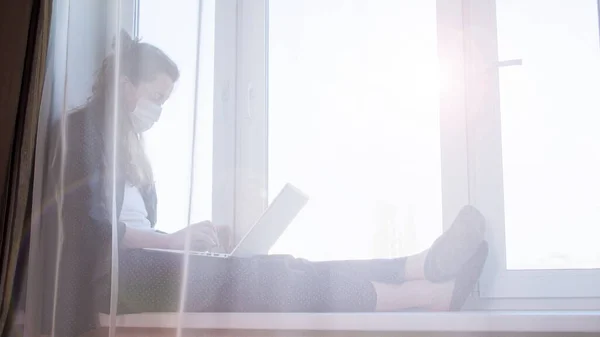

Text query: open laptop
(145, 183), (309, 258)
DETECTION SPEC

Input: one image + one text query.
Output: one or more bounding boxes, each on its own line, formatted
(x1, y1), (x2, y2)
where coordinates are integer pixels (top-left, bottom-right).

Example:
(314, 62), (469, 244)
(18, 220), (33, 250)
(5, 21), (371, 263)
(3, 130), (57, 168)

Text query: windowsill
(98, 311), (600, 333)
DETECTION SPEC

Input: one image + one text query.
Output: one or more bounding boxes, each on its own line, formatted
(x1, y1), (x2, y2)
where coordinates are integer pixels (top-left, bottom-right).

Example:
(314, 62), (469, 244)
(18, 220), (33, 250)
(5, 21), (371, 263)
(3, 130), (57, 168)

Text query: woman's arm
(121, 226), (172, 249)
(122, 221), (221, 250)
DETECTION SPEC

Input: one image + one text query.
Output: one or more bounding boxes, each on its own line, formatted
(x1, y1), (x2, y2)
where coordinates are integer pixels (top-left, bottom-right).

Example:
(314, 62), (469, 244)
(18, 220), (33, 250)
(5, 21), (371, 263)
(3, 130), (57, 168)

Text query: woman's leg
(310, 249), (426, 284)
(374, 241), (488, 311)
(113, 203), (487, 314)
(315, 205), (485, 284)
(424, 205), (485, 282)
(113, 245), (485, 314)
(116, 249), (380, 313)
(404, 250), (428, 280)
(311, 257), (407, 284)
(114, 249), (452, 314)
(372, 280), (454, 311)
(116, 249), (231, 313)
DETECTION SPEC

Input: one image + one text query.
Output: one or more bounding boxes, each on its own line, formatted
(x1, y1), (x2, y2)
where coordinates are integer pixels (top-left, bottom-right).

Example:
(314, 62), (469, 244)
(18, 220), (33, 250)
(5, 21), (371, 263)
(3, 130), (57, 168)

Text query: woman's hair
(89, 30), (180, 187)
(91, 31), (180, 102)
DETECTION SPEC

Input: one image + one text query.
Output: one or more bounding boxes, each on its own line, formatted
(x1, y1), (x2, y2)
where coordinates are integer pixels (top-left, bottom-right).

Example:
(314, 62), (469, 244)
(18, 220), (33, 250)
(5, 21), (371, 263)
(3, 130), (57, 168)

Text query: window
(470, 0), (600, 299)
(138, 0), (215, 233)
(233, 0), (471, 261)
(21, 4), (600, 335)
(235, 0), (600, 304)
(498, 0), (600, 271)
(266, 0), (444, 260)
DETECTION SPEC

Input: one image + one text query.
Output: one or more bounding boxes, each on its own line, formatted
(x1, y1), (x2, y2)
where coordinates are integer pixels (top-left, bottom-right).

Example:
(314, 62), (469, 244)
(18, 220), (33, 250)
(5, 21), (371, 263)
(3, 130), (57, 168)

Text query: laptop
(145, 183), (309, 258)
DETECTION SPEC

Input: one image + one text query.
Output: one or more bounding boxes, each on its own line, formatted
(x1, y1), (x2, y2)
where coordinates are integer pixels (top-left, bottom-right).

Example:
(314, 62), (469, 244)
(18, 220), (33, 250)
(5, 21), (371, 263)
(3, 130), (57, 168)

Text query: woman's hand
(215, 225), (233, 253)
(166, 221), (219, 251)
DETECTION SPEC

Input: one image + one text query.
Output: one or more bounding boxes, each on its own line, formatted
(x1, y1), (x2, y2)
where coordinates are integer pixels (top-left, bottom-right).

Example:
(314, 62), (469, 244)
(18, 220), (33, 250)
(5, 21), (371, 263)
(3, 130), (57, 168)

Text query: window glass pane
(139, 0), (214, 232)
(268, 0), (442, 260)
(497, 0), (600, 269)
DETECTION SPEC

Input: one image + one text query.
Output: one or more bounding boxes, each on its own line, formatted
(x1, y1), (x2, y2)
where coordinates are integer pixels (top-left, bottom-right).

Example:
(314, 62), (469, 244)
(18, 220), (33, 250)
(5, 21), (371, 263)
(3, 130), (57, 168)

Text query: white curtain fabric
(17, 1), (450, 336)
(22, 1), (207, 337)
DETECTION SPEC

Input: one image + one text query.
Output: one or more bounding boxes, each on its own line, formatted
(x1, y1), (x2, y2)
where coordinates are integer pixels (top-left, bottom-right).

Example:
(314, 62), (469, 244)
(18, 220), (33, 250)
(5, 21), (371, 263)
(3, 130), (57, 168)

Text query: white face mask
(130, 98), (162, 133)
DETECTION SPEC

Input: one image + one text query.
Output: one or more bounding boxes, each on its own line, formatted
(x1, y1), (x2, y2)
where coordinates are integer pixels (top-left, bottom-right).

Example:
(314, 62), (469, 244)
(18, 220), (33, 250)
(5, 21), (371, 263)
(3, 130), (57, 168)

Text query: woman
(46, 32), (488, 337)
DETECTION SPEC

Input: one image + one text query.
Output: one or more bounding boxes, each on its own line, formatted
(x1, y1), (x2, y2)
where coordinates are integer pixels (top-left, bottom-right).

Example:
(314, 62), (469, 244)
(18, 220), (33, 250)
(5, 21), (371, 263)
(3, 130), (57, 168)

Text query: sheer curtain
(20, 1), (448, 337)
(22, 1), (212, 337)
(140, 0), (215, 233)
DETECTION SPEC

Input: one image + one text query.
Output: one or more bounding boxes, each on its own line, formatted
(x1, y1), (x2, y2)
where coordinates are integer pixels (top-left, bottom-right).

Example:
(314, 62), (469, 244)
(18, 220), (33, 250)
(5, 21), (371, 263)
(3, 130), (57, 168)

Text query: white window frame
(219, 0), (269, 242)
(131, 0), (248, 239)
(211, 0), (239, 235)
(209, 0), (269, 242)
(230, 0), (600, 308)
(205, 0), (600, 309)
(231, 0), (469, 266)
(465, 0), (600, 301)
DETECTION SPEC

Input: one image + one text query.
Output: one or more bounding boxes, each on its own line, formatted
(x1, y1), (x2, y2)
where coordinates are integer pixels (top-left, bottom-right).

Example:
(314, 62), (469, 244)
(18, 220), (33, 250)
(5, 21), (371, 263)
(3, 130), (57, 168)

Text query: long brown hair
(88, 31), (179, 187)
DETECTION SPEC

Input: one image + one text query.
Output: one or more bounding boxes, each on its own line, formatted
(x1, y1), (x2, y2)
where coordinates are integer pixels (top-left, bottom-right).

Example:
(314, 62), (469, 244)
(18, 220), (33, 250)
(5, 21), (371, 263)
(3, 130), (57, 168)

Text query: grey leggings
(99, 249), (407, 313)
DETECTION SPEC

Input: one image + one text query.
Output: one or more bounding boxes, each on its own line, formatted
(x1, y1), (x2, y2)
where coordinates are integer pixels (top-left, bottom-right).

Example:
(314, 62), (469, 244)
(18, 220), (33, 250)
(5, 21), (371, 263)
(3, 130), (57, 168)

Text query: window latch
(498, 59), (523, 67)
(247, 84), (255, 119)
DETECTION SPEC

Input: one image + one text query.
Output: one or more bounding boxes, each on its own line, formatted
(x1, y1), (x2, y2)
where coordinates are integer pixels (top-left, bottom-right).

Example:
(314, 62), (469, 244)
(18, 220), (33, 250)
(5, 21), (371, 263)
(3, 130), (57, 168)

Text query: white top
(120, 183), (152, 230)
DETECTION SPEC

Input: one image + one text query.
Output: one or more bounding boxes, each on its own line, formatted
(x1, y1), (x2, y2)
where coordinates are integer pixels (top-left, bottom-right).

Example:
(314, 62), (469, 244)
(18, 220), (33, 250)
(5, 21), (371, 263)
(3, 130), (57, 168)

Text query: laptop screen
(231, 184), (309, 257)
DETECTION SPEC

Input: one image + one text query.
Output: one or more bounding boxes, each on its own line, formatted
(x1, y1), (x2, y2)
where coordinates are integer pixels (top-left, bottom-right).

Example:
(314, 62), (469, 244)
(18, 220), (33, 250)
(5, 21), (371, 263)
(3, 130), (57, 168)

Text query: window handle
(246, 84), (255, 119)
(498, 59), (523, 67)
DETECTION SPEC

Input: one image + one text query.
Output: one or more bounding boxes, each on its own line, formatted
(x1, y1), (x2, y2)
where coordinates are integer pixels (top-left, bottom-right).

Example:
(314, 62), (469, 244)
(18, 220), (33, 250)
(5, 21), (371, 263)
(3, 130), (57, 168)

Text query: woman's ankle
(403, 249), (428, 280)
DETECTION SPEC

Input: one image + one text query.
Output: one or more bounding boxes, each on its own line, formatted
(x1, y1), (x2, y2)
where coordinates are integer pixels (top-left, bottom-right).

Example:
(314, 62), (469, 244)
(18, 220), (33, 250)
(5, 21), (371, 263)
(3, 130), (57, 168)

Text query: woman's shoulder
(67, 104), (104, 139)
(44, 104), (107, 186)
(49, 104), (107, 163)
(67, 104), (96, 129)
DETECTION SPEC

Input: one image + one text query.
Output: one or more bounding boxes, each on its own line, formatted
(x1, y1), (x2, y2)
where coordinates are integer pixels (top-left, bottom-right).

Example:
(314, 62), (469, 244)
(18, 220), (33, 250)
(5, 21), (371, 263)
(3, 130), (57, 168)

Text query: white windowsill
(97, 311), (600, 333)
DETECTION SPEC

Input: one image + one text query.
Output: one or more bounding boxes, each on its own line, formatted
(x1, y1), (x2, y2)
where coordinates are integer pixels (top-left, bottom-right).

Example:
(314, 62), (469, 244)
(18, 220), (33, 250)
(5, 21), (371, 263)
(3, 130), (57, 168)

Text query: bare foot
(428, 280), (455, 311)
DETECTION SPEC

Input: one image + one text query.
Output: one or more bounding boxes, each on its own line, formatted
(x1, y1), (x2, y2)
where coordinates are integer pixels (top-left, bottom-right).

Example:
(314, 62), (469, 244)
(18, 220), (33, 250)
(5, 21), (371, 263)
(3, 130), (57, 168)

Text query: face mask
(130, 98), (162, 133)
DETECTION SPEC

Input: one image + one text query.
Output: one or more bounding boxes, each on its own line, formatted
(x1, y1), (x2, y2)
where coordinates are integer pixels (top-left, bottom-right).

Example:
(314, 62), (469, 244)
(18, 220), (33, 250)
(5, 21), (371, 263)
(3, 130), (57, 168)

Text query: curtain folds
(0, 1), (52, 336)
